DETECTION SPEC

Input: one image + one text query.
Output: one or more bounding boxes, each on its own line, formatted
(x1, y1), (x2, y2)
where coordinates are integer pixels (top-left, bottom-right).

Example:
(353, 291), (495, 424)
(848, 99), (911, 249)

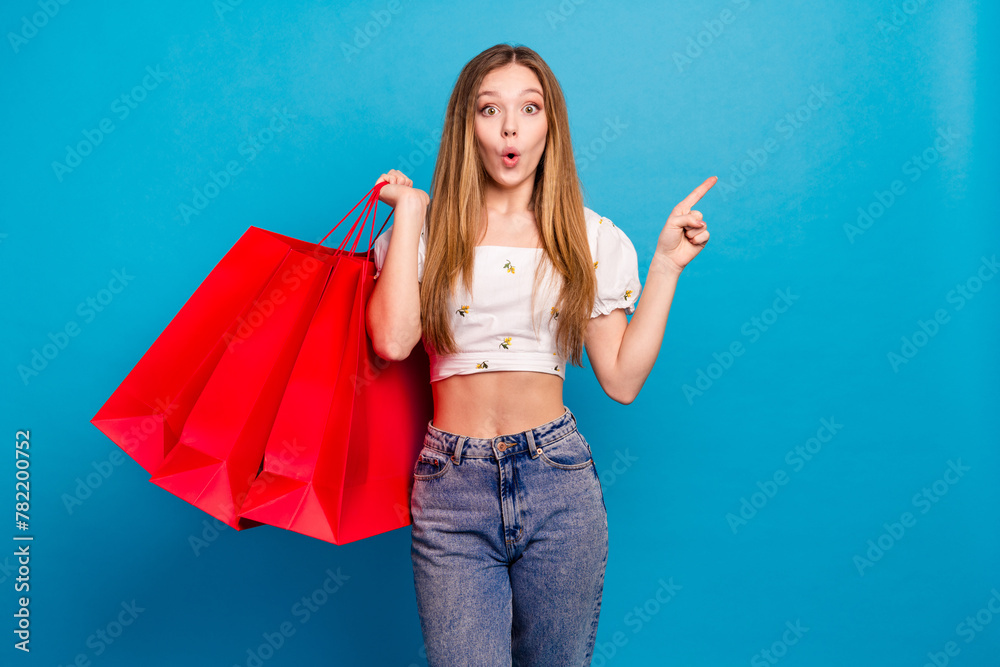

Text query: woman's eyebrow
(476, 88), (543, 100)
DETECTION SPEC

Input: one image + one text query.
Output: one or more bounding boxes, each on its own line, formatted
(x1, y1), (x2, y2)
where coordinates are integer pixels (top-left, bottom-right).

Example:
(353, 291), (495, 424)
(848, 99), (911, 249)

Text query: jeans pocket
(537, 431), (594, 470)
(413, 446), (454, 481)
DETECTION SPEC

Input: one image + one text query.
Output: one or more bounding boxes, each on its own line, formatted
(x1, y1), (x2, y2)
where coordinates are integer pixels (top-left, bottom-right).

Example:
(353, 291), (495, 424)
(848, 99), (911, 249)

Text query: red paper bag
(237, 220), (432, 543)
(89, 228), (300, 477)
(148, 244), (333, 529)
(91, 182), (432, 540)
(238, 183), (433, 543)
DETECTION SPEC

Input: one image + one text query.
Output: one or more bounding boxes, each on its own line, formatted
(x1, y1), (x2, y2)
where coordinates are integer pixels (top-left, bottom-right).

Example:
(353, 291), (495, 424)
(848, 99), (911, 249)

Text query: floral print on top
(371, 206), (643, 381)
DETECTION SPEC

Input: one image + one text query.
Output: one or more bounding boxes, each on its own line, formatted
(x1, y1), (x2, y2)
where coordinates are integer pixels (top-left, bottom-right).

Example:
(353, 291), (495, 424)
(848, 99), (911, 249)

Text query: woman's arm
(585, 254), (682, 404)
(585, 177), (716, 403)
(366, 191), (427, 361)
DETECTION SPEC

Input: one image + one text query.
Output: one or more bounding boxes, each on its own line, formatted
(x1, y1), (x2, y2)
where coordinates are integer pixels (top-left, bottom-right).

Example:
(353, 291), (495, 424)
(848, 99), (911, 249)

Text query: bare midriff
(430, 370), (566, 439)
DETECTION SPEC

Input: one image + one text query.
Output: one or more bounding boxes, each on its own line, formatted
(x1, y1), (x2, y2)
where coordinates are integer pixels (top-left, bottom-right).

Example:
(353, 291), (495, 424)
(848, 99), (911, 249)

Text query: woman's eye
(480, 104), (541, 116)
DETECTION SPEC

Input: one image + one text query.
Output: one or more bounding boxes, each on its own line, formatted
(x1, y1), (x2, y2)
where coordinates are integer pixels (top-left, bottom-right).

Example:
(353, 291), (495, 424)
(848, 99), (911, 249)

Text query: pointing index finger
(674, 176), (718, 214)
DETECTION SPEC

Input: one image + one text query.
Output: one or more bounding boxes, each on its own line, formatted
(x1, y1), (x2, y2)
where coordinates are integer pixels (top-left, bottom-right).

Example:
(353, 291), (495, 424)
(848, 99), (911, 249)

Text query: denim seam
(413, 452), (454, 480)
(536, 450), (594, 471)
(423, 426), (578, 459)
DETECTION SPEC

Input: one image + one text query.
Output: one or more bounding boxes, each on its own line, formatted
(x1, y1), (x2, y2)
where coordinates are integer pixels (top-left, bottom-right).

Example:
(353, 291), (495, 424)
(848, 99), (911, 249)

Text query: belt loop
(526, 429), (539, 458)
(452, 436), (466, 465)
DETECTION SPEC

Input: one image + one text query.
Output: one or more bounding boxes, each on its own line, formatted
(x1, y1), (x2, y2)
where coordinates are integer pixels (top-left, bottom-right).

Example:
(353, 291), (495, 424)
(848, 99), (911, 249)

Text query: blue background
(3, 1), (998, 665)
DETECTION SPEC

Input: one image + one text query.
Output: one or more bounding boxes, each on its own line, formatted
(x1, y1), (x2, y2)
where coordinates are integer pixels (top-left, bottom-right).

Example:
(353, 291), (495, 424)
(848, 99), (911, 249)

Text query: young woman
(366, 43), (714, 666)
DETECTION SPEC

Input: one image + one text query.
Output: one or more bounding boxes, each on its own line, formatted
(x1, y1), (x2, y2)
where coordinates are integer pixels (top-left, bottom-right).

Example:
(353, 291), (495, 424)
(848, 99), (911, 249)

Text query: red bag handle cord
(316, 181), (395, 258)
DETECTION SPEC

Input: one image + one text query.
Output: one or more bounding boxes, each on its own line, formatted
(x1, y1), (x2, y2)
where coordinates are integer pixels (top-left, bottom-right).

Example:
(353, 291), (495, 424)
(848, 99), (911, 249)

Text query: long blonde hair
(420, 44), (596, 368)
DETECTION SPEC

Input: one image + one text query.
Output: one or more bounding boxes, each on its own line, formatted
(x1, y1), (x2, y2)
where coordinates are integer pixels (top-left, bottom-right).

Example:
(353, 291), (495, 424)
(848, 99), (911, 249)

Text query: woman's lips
(503, 154), (519, 167)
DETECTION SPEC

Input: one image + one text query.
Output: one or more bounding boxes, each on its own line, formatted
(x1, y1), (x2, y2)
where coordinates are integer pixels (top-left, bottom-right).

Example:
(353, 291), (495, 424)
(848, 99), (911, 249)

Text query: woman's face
(473, 64), (547, 191)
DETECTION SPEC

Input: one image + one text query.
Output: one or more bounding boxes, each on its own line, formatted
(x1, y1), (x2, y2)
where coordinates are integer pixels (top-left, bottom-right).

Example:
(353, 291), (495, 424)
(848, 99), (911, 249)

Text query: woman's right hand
(374, 170), (429, 210)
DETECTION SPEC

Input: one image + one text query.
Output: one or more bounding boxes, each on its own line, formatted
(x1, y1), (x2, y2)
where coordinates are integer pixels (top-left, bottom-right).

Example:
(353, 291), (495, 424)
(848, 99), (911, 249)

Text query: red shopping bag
(237, 204), (433, 543)
(91, 182), (433, 540)
(88, 228), (301, 477)
(147, 243), (333, 529)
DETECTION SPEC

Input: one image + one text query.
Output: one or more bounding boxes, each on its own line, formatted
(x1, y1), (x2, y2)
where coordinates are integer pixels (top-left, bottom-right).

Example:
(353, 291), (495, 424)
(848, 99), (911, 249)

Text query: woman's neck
(483, 178), (535, 216)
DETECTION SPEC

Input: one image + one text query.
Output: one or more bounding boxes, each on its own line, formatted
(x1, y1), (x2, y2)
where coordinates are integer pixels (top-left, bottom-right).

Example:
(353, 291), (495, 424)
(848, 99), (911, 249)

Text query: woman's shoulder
(582, 204), (639, 260)
(581, 205), (624, 245)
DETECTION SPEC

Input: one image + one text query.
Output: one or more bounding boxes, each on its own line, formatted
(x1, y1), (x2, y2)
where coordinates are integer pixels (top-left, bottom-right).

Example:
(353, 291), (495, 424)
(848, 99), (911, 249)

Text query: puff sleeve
(590, 215), (643, 317)
(372, 220), (427, 282)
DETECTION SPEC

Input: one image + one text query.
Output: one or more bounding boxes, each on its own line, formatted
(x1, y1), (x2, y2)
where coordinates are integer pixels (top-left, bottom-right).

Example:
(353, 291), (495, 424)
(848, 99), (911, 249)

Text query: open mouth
(503, 152), (519, 167)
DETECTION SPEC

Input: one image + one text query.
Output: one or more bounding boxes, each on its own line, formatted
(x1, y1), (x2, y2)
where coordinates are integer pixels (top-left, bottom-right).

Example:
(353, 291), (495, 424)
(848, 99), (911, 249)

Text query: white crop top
(371, 206), (642, 382)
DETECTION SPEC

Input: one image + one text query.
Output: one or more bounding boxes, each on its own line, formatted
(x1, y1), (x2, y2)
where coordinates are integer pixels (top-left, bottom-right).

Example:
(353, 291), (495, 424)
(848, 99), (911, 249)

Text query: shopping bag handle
(317, 181), (395, 259)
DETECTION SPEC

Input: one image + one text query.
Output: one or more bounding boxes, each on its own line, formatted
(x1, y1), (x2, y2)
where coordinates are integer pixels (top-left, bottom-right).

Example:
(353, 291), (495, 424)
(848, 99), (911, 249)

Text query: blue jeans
(410, 405), (609, 666)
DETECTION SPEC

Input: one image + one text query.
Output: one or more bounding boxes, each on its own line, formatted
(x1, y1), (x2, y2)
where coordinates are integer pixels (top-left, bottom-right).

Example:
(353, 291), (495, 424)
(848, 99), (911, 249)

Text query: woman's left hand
(656, 176), (717, 273)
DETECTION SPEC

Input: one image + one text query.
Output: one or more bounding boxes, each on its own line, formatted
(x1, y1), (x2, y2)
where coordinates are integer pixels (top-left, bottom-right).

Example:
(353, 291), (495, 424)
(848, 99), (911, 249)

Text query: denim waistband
(424, 405), (579, 464)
